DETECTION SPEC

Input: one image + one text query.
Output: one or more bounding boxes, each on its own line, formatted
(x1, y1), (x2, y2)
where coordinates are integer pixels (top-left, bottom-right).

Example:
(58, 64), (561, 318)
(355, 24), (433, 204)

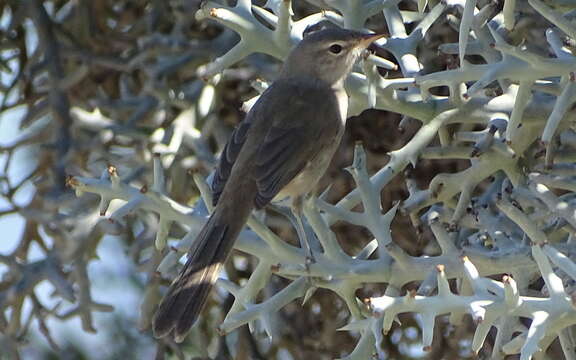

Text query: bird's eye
(329, 44), (343, 54)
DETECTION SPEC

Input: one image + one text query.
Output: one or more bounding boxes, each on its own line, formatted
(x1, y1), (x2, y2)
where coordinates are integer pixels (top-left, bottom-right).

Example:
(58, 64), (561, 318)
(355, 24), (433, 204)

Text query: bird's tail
(152, 206), (250, 342)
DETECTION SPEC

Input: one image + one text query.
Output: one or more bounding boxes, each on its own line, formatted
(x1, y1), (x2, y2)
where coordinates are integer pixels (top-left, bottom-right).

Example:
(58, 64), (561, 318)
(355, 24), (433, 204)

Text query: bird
(152, 25), (385, 342)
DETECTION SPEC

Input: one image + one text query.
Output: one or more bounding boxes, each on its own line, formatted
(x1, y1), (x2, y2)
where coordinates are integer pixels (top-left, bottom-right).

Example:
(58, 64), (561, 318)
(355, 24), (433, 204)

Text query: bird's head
(280, 26), (385, 86)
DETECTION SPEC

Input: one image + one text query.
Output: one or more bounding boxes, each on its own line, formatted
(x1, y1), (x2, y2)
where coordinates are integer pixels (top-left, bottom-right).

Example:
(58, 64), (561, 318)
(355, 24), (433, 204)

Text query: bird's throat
(334, 87), (349, 126)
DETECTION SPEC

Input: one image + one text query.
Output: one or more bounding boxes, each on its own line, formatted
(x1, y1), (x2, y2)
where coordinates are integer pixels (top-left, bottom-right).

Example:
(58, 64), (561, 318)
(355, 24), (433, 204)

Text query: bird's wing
(211, 119), (251, 206)
(251, 80), (343, 209)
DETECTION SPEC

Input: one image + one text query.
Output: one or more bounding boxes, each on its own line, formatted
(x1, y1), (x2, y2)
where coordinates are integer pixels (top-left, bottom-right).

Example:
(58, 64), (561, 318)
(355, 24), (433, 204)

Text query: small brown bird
(152, 26), (384, 342)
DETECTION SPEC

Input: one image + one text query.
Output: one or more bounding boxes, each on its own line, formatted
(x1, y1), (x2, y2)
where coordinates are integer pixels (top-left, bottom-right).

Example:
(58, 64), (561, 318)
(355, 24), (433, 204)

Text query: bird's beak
(357, 33), (386, 48)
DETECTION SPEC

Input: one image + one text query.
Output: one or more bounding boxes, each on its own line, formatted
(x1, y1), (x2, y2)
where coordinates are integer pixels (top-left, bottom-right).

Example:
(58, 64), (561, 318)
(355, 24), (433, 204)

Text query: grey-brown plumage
(152, 27), (384, 342)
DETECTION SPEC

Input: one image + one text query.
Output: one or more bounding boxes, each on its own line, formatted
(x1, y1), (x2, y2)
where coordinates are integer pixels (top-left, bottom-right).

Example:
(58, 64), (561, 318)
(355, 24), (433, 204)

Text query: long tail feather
(152, 211), (241, 341)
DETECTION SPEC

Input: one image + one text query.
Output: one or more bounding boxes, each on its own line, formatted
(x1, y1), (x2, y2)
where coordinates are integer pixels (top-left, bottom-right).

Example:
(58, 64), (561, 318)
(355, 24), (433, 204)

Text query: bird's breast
(274, 124), (345, 201)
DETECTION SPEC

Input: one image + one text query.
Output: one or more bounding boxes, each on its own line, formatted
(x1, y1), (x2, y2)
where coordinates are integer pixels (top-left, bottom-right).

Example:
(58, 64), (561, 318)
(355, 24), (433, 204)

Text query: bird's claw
(304, 253), (316, 273)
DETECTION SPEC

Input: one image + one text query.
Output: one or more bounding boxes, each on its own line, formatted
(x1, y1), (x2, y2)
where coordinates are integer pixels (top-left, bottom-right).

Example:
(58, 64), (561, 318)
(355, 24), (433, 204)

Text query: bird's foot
(304, 252), (316, 273)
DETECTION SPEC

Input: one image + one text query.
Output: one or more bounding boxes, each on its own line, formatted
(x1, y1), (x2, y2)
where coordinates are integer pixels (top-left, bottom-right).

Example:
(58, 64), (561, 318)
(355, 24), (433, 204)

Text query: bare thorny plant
(1, 0), (576, 359)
